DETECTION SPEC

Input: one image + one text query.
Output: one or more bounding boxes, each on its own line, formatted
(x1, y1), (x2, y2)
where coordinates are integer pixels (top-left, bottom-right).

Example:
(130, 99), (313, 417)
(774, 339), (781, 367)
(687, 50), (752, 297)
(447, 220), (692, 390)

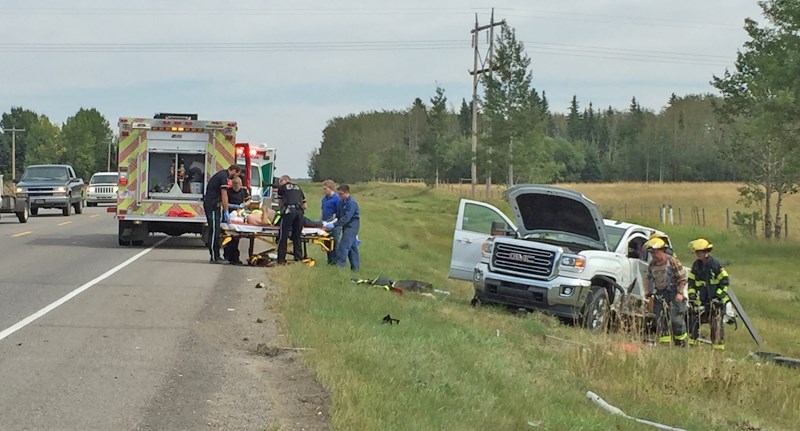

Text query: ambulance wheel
(201, 225), (210, 247)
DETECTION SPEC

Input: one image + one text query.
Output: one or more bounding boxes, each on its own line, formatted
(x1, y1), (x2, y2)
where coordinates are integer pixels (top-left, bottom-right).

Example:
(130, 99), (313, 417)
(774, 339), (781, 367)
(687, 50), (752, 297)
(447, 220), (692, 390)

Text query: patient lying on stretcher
(227, 207), (329, 228)
(228, 207), (276, 226)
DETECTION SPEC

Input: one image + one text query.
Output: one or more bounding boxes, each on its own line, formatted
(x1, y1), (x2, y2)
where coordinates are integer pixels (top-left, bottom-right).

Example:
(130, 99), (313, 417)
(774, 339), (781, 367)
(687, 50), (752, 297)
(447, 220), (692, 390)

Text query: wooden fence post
(702, 208), (706, 227)
(726, 209), (730, 230)
(678, 207), (682, 225)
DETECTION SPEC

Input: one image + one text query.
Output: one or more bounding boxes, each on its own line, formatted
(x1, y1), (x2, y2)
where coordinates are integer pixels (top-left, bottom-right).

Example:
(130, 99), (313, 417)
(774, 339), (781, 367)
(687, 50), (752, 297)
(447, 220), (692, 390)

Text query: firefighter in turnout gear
(645, 237), (689, 347)
(687, 238), (731, 350)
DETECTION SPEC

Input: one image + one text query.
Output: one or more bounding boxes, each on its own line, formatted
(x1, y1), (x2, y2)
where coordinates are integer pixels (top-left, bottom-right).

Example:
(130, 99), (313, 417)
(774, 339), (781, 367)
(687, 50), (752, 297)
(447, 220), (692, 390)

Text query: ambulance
(114, 113), (237, 246)
(235, 143), (276, 209)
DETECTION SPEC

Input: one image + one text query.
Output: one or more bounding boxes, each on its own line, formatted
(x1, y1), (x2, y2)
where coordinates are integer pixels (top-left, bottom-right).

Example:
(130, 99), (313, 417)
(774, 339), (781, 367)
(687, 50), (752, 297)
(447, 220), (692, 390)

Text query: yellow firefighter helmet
(645, 237), (666, 250)
(689, 238), (713, 252)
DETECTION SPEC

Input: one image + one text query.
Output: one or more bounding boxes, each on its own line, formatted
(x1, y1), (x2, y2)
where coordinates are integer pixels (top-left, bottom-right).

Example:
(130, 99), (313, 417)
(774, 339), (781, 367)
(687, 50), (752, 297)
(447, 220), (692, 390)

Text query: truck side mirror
(490, 221), (508, 236)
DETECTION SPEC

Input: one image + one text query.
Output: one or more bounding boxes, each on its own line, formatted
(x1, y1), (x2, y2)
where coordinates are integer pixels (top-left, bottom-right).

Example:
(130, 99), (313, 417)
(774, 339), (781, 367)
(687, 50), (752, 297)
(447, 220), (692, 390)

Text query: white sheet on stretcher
(221, 223), (328, 236)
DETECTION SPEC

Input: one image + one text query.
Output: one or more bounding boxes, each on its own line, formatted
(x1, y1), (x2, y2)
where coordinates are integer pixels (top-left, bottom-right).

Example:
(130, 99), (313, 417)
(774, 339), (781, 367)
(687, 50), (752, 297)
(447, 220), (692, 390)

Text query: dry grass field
(438, 181), (800, 235)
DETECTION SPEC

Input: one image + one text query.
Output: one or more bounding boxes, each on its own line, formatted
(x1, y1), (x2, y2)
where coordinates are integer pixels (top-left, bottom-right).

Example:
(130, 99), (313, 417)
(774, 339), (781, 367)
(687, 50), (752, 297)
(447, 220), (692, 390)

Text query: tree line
(310, 1), (800, 240)
(309, 28), (733, 186)
(1, 107), (113, 181)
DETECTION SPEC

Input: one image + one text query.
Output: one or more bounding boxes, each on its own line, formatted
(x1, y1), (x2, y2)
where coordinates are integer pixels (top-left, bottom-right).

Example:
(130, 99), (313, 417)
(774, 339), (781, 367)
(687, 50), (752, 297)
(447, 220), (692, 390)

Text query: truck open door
(449, 199), (515, 281)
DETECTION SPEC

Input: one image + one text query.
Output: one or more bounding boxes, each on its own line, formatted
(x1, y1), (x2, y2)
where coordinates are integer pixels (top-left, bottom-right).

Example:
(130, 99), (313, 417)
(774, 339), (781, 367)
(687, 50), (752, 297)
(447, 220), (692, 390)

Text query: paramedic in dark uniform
(275, 175), (307, 264)
(223, 175), (250, 265)
(204, 164), (241, 264)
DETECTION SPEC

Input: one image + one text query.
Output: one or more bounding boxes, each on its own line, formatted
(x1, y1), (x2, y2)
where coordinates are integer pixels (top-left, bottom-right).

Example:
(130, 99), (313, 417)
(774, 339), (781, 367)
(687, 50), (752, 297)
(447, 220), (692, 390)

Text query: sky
(0, 0), (765, 178)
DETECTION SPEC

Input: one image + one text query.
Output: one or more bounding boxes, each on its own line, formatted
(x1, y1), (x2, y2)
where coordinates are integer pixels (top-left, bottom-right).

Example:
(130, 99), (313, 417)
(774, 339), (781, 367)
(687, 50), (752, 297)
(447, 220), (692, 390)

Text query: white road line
(90, 214), (100, 218)
(0, 237), (170, 342)
(58, 221), (72, 226)
(11, 231), (32, 238)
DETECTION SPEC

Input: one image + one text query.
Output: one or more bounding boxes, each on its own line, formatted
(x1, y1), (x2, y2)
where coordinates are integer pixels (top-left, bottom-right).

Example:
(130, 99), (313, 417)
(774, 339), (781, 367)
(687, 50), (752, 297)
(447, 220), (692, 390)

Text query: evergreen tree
(482, 25), (546, 188)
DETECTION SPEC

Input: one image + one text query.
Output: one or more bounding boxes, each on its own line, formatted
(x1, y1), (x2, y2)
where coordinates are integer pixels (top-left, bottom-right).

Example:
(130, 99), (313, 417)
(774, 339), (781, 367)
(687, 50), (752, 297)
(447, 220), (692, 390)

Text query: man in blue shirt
(320, 179), (341, 264)
(326, 184), (360, 271)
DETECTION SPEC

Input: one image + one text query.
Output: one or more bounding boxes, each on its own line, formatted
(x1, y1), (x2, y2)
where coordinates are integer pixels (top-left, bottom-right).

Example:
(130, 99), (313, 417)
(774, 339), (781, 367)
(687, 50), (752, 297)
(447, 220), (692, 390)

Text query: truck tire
(16, 206), (29, 223)
(583, 286), (610, 332)
(201, 225), (210, 247)
(74, 199), (83, 214)
(62, 196), (71, 217)
(30, 207), (38, 216)
(118, 221), (131, 246)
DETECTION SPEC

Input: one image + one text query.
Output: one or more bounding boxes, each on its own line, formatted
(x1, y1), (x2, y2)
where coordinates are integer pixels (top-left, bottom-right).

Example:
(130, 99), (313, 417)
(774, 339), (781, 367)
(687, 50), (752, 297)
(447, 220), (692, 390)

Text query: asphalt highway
(0, 205), (305, 430)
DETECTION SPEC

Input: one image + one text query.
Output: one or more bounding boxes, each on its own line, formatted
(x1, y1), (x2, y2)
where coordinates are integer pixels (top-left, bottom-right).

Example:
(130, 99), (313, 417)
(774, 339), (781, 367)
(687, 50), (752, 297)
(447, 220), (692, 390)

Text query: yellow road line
(58, 221), (72, 226)
(90, 214), (100, 218)
(11, 231), (32, 238)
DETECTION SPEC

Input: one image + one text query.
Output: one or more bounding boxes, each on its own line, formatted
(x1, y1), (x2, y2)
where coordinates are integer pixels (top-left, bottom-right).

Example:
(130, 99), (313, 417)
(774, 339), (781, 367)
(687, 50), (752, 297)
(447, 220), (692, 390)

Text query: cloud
(0, 0), (763, 177)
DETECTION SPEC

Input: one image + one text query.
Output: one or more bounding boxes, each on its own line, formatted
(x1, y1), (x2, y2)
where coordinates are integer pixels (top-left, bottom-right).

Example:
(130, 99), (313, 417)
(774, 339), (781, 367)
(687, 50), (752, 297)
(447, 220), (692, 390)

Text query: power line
(0, 6), (743, 30)
(0, 39), (735, 67)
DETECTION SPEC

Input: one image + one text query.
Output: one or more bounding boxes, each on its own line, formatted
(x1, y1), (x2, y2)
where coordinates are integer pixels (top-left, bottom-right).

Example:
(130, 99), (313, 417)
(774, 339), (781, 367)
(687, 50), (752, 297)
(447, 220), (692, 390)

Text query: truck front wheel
(62, 195), (71, 216)
(16, 206), (29, 223)
(583, 286), (610, 332)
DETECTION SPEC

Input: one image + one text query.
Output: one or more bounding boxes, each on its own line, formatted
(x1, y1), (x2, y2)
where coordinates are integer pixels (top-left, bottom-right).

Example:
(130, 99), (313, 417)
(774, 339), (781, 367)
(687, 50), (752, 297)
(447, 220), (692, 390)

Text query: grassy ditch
(270, 183), (800, 431)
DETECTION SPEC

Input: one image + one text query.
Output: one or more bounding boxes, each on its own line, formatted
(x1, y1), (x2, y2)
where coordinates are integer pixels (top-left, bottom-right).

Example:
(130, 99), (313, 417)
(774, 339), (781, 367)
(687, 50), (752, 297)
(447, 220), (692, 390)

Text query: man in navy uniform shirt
(223, 176), (251, 265)
(204, 164), (241, 264)
(275, 175), (307, 264)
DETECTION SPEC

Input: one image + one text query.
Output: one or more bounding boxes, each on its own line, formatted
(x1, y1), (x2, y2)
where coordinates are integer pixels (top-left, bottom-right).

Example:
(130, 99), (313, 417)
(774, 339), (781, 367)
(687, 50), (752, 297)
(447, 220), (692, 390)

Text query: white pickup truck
(448, 185), (672, 330)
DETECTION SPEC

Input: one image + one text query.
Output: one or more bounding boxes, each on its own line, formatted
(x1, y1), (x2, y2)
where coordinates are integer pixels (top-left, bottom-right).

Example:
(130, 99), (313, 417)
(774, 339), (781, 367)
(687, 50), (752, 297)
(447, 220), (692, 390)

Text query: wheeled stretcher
(220, 223), (334, 266)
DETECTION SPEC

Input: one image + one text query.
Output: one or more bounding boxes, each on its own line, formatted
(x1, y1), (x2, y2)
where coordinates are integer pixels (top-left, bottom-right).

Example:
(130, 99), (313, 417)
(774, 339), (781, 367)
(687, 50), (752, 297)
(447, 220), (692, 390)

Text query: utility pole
(1, 127), (26, 181)
(107, 137), (114, 171)
(469, 9), (504, 198)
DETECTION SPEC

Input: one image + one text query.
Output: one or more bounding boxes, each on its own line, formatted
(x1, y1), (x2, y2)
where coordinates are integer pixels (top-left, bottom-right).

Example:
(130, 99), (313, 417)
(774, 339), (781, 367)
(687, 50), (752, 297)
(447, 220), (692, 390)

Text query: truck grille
(27, 187), (56, 197)
(492, 243), (556, 278)
(92, 186), (115, 194)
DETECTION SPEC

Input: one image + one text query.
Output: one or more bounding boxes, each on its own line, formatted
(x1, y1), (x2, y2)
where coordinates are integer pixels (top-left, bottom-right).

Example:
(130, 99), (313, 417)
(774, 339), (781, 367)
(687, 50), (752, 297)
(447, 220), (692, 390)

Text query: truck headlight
(559, 254), (586, 272)
(88, 186), (96, 193)
(473, 267), (484, 282)
(55, 186), (67, 193)
(113, 186), (119, 193)
(16, 187), (26, 194)
(481, 240), (494, 259)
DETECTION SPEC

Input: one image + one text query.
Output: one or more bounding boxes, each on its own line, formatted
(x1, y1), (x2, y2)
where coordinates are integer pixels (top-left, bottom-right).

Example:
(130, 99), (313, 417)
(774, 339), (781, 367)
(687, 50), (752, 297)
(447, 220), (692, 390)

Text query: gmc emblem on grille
(509, 253), (530, 263)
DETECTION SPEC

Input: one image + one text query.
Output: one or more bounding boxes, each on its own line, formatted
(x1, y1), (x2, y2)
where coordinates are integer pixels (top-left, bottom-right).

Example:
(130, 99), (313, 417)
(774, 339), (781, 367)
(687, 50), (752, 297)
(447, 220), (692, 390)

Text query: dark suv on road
(15, 164), (85, 216)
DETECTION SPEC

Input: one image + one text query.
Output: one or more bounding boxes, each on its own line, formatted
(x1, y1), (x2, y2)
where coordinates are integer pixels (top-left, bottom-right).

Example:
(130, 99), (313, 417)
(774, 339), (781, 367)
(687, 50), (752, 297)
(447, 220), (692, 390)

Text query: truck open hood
(506, 185), (608, 250)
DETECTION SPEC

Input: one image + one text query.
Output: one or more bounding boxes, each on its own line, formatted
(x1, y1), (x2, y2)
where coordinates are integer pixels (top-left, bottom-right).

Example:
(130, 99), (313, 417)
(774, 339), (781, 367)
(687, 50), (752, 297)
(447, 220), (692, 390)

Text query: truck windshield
(21, 166), (68, 181)
(91, 174), (118, 184)
(604, 225), (626, 251)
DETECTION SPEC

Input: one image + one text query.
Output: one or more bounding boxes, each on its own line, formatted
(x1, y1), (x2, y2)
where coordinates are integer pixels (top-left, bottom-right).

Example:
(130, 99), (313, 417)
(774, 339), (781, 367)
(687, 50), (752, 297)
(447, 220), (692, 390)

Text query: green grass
(271, 183), (800, 431)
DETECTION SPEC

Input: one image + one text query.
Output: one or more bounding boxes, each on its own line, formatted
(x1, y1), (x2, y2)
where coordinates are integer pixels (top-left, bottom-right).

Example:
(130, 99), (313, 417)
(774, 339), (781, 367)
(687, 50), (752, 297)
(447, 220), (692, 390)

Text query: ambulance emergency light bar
(236, 143), (272, 160)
